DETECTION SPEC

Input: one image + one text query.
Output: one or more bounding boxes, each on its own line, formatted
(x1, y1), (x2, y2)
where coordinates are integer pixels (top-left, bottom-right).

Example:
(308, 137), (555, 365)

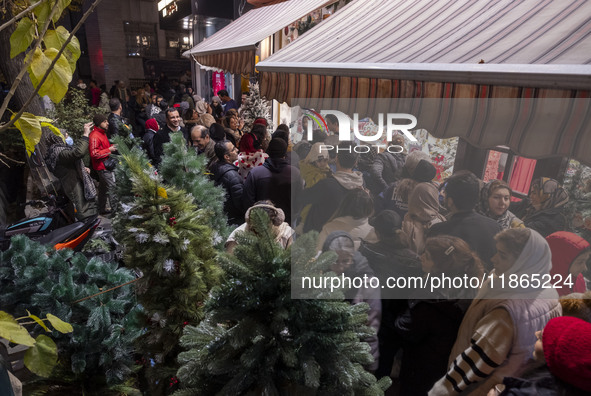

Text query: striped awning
(182, 0), (333, 75)
(256, 0), (591, 165)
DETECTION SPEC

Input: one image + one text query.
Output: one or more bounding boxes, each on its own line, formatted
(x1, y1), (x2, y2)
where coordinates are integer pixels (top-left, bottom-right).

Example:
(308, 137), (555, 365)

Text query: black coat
(368, 152), (406, 195)
(359, 239), (422, 301)
(299, 177), (345, 233)
(395, 298), (471, 396)
(429, 210), (502, 271)
(154, 125), (187, 166)
(243, 158), (302, 225)
(107, 113), (132, 140)
(211, 162), (245, 226)
(142, 129), (157, 164)
(501, 365), (589, 396)
(523, 208), (567, 238)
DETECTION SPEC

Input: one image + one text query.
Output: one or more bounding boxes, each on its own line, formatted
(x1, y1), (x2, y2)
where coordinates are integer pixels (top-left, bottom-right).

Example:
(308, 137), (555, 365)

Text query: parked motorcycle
(0, 195), (100, 252)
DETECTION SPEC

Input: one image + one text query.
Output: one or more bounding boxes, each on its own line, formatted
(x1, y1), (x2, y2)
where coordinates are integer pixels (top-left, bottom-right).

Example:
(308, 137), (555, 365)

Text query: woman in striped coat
(429, 228), (561, 396)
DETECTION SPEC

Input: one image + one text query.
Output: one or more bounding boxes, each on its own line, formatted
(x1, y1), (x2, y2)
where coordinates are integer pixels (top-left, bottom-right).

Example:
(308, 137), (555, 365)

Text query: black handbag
(103, 156), (117, 171)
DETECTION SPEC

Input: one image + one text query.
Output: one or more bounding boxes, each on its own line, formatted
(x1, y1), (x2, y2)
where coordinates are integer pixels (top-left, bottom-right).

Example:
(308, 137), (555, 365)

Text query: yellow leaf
(12, 112), (42, 157)
(24, 335), (57, 377)
(53, 0), (72, 23)
(0, 311), (36, 347)
(10, 17), (35, 59)
(40, 122), (65, 142)
(44, 26), (80, 73)
(157, 187), (168, 199)
(46, 314), (73, 334)
(35, 0), (73, 25)
(26, 310), (50, 332)
(36, 116), (54, 123)
(27, 47), (72, 103)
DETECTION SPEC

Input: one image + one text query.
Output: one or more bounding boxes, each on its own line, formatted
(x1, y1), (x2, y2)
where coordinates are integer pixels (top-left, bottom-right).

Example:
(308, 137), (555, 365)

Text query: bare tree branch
(0, 152), (24, 167)
(0, 0), (105, 133)
(0, 0), (43, 33)
(0, 0), (60, 123)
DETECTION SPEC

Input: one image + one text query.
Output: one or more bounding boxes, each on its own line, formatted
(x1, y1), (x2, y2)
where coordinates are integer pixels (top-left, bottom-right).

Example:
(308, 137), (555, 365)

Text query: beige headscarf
(403, 182), (445, 254)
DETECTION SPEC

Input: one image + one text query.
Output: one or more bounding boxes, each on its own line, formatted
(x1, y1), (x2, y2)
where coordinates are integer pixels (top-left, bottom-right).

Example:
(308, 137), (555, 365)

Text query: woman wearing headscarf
(519, 177), (568, 237)
(316, 188), (378, 251)
(235, 132), (268, 180)
(396, 236), (483, 396)
(210, 96), (223, 122)
(478, 179), (524, 230)
(383, 151), (437, 218)
(430, 228), (561, 396)
(297, 142), (332, 232)
(322, 231), (381, 372)
(195, 100), (215, 128)
(299, 143), (330, 187)
(44, 122), (97, 220)
(402, 182), (446, 254)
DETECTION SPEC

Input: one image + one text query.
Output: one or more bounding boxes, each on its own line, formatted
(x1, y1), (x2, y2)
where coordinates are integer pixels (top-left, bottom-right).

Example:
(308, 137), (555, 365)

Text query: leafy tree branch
(0, 0), (61, 121)
(0, 0), (104, 134)
(0, 0), (43, 33)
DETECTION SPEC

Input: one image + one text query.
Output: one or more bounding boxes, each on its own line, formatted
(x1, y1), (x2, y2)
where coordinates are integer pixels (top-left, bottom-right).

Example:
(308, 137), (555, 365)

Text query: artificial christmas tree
(113, 147), (221, 394)
(0, 235), (142, 395)
(175, 209), (391, 396)
(564, 160), (591, 241)
(159, 132), (231, 244)
(240, 82), (273, 134)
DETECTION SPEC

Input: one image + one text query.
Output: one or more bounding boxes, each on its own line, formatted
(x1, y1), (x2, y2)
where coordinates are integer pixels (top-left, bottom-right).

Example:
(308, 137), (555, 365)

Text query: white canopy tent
(182, 0), (334, 75)
(256, 0), (591, 165)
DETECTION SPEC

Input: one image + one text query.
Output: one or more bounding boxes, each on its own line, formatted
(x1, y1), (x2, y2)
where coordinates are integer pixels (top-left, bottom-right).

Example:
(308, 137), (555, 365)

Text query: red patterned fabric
(509, 157), (536, 197)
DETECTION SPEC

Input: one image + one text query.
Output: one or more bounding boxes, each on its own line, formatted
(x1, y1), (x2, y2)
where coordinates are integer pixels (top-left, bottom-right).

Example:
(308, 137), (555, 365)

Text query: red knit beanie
(543, 316), (591, 392)
(145, 118), (159, 131)
(253, 118), (267, 127)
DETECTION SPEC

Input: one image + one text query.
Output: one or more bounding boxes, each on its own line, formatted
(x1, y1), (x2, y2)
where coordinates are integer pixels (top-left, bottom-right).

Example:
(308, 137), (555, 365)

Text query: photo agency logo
(302, 110), (418, 154)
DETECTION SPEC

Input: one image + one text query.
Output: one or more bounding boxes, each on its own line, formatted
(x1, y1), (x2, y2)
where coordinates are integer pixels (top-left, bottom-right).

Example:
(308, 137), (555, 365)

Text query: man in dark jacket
(299, 142), (364, 233)
(429, 172), (502, 270)
(218, 89), (238, 115)
(210, 140), (244, 225)
(107, 98), (133, 140)
(367, 135), (407, 195)
(154, 108), (186, 166)
(272, 126), (300, 168)
(243, 138), (303, 225)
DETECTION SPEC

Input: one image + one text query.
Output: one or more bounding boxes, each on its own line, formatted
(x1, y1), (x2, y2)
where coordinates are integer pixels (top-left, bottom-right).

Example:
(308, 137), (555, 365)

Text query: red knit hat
(253, 118), (268, 127)
(145, 118), (159, 131)
(543, 316), (591, 392)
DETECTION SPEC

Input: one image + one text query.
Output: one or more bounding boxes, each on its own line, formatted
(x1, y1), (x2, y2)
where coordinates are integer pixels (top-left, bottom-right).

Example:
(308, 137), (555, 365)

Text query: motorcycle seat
(37, 221), (86, 246)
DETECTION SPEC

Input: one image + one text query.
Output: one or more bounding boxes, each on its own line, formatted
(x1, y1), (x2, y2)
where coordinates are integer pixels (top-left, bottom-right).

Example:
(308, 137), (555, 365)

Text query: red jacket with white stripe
(89, 126), (112, 171)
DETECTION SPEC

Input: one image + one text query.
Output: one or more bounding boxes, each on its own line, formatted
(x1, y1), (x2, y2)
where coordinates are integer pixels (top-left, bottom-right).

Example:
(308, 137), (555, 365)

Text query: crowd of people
(41, 76), (591, 395)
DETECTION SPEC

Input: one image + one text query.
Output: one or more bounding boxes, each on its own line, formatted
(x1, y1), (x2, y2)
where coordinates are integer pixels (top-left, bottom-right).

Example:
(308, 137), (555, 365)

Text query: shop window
(166, 32), (192, 55)
(483, 147), (535, 199)
(124, 22), (158, 58)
